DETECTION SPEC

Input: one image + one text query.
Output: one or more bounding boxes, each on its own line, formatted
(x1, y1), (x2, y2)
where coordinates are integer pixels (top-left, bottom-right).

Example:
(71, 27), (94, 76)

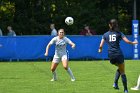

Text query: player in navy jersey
(98, 19), (138, 93)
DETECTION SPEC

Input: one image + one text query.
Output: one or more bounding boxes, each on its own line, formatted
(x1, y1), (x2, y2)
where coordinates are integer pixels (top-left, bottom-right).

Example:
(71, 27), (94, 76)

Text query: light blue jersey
(49, 36), (72, 57)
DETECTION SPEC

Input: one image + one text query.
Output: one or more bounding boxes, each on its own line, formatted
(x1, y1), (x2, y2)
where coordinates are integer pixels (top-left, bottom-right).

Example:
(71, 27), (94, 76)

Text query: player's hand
(71, 44), (75, 49)
(98, 48), (102, 53)
(132, 41), (138, 44)
(44, 52), (48, 56)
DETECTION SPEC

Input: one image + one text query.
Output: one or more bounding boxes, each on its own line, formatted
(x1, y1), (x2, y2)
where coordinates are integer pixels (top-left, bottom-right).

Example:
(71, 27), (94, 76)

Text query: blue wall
(0, 35), (139, 60)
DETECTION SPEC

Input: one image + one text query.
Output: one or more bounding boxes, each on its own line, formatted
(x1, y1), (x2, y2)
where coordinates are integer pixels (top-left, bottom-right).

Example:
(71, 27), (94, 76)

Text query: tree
(0, 0), (139, 35)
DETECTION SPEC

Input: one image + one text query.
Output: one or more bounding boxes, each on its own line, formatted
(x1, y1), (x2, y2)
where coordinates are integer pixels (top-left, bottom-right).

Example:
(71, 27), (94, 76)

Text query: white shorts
(52, 54), (68, 63)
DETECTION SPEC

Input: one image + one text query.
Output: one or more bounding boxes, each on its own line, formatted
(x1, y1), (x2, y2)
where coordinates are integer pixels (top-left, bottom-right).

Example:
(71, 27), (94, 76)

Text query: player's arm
(44, 43), (51, 56)
(98, 39), (105, 53)
(122, 37), (138, 45)
(69, 41), (76, 49)
(44, 38), (55, 56)
(66, 37), (76, 49)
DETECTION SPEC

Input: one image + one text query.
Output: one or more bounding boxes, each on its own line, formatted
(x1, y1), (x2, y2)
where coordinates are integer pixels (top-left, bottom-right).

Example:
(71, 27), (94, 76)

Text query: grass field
(0, 60), (139, 93)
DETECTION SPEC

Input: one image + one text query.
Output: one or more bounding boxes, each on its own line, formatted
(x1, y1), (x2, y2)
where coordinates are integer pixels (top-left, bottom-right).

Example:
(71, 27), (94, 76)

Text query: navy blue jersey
(103, 31), (125, 56)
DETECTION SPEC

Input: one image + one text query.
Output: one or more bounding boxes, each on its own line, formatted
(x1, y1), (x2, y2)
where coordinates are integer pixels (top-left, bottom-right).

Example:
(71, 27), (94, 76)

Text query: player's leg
(50, 57), (60, 81)
(118, 63), (128, 93)
(62, 55), (75, 81)
(131, 75), (140, 90)
(110, 57), (120, 89)
(50, 62), (58, 81)
(136, 75), (140, 88)
(113, 68), (120, 89)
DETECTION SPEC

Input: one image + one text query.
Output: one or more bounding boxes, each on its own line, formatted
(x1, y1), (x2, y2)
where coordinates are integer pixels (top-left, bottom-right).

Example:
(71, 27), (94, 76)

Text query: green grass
(0, 60), (139, 93)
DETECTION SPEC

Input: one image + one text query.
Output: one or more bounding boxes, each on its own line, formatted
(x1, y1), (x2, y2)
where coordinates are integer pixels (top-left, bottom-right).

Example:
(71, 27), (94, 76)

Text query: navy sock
(114, 69), (120, 85)
(121, 74), (128, 91)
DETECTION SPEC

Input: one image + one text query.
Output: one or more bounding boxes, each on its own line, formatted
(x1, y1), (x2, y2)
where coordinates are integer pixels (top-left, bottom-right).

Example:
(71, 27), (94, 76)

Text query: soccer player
(45, 29), (75, 81)
(98, 19), (138, 93)
(131, 75), (140, 90)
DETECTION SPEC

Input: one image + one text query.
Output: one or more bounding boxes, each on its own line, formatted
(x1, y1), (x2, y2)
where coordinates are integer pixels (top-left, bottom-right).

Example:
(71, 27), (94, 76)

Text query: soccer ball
(65, 17), (74, 25)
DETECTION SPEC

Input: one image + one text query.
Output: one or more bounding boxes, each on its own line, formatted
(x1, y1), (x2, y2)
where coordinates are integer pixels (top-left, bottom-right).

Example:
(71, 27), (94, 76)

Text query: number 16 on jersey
(109, 34), (116, 42)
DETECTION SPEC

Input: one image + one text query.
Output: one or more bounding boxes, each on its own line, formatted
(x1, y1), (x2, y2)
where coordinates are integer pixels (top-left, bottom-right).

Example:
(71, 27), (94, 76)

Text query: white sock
(67, 67), (75, 79)
(137, 75), (140, 88)
(52, 71), (57, 80)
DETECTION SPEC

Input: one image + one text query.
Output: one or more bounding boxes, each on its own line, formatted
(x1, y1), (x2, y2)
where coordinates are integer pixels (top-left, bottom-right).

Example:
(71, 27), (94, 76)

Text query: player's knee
(119, 70), (125, 75)
(63, 66), (68, 70)
(120, 72), (125, 75)
(51, 68), (56, 72)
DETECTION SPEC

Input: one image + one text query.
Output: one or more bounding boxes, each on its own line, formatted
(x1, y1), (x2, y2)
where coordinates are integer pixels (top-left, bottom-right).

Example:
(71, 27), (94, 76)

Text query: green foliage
(0, 1), (15, 34)
(0, 0), (140, 35)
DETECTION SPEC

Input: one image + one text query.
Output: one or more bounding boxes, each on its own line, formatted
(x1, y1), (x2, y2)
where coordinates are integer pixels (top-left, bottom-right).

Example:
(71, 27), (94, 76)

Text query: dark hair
(109, 19), (119, 31)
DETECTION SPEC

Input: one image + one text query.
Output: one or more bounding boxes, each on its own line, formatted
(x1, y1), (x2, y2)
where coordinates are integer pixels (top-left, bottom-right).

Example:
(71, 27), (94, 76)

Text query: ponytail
(109, 19), (119, 31)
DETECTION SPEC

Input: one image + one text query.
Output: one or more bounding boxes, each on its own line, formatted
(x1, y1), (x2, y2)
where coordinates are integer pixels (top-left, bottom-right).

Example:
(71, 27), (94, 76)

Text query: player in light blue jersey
(131, 75), (140, 90)
(98, 19), (138, 93)
(45, 29), (75, 81)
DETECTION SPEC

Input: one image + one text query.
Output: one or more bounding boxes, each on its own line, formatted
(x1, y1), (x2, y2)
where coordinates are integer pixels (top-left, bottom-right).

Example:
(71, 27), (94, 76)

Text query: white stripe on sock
(137, 75), (140, 88)
(52, 71), (57, 80)
(67, 67), (75, 79)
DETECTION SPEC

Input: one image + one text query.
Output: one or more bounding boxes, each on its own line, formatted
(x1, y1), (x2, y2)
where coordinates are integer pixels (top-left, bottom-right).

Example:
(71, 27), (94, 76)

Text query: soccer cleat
(124, 90), (128, 93)
(71, 78), (75, 82)
(50, 78), (57, 81)
(113, 83), (119, 90)
(131, 86), (140, 90)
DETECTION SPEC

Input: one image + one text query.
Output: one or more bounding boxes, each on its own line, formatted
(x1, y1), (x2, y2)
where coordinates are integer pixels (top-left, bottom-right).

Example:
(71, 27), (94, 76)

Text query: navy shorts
(109, 55), (124, 65)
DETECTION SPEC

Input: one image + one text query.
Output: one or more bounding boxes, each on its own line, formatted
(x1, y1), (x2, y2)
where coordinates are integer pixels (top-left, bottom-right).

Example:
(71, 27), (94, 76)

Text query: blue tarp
(0, 35), (139, 60)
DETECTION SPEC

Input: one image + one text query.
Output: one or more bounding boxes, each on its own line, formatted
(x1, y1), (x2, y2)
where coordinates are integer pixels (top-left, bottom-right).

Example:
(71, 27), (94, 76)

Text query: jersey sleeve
(49, 37), (56, 45)
(102, 34), (106, 40)
(121, 32), (125, 38)
(64, 37), (72, 44)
